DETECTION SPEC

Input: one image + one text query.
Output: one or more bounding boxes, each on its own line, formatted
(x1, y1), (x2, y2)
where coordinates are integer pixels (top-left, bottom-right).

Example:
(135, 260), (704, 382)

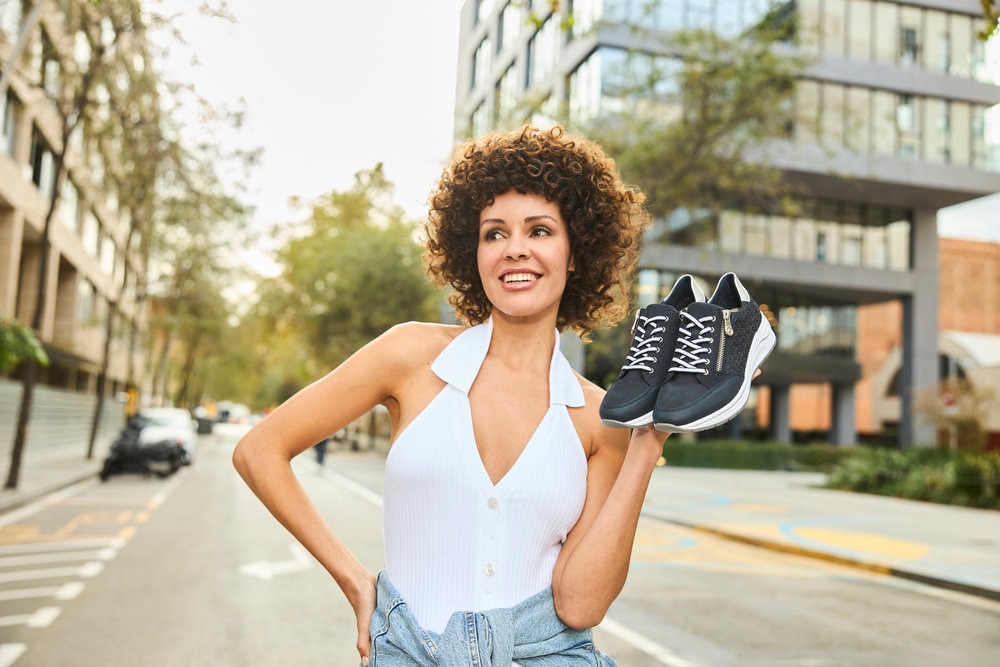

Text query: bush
(824, 446), (1000, 509)
(662, 438), (853, 472)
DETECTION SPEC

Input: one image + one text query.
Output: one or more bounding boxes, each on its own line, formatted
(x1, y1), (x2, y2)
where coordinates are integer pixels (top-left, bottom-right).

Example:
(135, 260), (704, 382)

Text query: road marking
(0, 581), (83, 602)
(597, 617), (696, 666)
(0, 606), (61, 629)
(26, 607), (60, 628)
(0, 561), (103, 584)
(0, 538), (125, 554)
(319, 467), (382, 507)
(0, 547), (117, 567)
(0, 643), (26, 667)
(239, 543), (313, 581)
(0, 482), (91, 528)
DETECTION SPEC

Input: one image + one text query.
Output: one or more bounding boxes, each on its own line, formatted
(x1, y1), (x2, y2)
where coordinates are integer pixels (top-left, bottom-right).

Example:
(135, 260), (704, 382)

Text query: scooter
(99, 416), (186, 481)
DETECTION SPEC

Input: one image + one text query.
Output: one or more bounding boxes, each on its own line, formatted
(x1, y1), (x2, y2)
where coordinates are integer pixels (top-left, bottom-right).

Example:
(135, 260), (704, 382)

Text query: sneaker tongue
(683, 302), (719, 318)
(644, 302), (677, 317)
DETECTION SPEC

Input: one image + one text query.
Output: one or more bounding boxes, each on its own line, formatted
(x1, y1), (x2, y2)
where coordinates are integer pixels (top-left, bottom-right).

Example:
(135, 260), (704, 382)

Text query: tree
(980, 1), (999, 39)
(581, 22), (807, 225)
(5, 0), (153, 488)
(252, 165), (438, 401)
(0, 310), (49, 374)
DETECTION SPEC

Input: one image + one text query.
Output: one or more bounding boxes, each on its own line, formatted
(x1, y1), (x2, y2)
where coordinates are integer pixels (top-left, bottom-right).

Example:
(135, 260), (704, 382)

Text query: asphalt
(2, 440), (998, 604)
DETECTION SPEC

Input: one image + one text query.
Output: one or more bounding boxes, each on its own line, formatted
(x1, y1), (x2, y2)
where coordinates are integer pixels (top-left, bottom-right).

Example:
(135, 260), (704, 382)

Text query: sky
(161, 0), (999, 269)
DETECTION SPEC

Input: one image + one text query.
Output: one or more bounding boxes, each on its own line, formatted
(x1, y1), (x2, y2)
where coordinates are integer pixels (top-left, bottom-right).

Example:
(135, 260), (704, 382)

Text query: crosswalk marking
(0, 561), (103, 584)
(0, 606), (61, 629)
(0, 547), (117, 567)
(0, 644), (26, 667)
(0, 538), (125, 555)
(0, 581), (83, 602)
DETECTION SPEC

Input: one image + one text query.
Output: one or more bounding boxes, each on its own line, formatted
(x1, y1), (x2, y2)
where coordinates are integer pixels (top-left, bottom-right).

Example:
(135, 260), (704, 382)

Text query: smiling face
(477, 191), (574, 325)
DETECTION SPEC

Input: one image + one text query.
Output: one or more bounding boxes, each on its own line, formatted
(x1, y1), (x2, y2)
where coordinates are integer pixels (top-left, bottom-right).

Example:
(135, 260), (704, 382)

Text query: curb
(0, 468), (100, 516)
(648, 513), (1000, 604)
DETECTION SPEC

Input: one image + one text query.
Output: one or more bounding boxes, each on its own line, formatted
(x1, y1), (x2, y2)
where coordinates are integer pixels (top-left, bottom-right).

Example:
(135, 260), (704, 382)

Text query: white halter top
(382, 319), (588, 633)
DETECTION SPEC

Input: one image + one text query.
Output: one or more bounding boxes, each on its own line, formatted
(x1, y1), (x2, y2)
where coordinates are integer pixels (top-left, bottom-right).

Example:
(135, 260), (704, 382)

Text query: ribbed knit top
(382, 318), (588, 634)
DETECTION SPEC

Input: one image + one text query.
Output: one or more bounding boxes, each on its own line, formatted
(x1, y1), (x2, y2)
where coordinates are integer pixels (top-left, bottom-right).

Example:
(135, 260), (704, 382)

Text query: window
(31, 131), (55, 196)
(1, 93), (18, 157)
(896, 95), (914, 131)
(100, 235), (116, 278)
(77, 279), (96, 324)
(475, 0), (495, 25)
(498, 1), (523, 53)
(472, 38), (492, 90)
(900, 28), (918, 65)
(527, 16), (558, 86)
(0, 0), (22, 40)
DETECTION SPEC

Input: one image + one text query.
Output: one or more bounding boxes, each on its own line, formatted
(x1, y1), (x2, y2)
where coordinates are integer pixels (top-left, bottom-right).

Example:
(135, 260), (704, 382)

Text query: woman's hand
(352, 571), (378, 666)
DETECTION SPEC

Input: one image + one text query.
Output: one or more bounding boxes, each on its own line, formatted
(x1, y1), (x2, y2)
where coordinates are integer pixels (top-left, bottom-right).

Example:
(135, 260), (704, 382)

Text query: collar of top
(431, 318), (585, 408)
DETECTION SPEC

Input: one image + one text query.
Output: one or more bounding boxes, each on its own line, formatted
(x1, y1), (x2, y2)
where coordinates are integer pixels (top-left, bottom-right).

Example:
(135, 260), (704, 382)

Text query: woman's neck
(486, 312), (558, 372)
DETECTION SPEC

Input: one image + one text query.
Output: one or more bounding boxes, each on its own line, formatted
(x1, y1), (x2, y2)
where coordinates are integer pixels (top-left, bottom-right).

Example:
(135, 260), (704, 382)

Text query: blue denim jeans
(367, 571), (617, 666)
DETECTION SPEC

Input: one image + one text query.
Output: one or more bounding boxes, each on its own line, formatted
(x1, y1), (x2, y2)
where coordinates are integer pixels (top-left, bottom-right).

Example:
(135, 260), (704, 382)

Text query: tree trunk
(6, 157), (66, 489)
(87, 306), (115, 459)
(5, 359), (38, 489)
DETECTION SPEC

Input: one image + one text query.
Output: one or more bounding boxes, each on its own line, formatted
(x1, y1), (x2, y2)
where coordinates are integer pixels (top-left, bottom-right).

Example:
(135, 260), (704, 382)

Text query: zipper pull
(630, 309), (640, 335)
(722, 309), (733, 336)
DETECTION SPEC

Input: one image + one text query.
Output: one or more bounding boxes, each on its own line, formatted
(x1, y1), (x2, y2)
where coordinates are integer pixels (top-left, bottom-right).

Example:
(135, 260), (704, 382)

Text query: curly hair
(424, 125), (651, 336)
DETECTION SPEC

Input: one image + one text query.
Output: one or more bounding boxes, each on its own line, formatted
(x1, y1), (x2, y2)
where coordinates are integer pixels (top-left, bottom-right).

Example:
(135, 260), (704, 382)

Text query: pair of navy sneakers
(599, 273), (776, 433)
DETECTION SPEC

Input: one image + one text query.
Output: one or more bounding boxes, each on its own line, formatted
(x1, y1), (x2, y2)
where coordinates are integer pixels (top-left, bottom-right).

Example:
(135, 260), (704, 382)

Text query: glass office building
(454, 0), (1000, 446)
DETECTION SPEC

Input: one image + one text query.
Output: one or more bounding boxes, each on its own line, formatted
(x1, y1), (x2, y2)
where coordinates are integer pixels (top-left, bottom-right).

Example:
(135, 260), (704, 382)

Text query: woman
(233, 125), (666, 665)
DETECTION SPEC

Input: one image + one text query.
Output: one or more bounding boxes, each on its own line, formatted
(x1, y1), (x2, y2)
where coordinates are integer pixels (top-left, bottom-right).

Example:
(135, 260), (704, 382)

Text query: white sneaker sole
(654, 318), (776, 434)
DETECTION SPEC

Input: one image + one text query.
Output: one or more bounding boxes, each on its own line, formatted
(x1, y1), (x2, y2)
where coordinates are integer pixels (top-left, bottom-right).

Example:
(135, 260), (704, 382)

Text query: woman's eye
(531, 226), (552, 237)
(483, 229), (503, 241)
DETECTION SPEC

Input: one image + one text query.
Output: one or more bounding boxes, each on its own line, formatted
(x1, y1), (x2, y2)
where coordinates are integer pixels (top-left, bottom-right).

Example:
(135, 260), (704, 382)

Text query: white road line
(0, 561), (103, 584)
(319, 468), (383, 508)
(598, 617), (697, 667)
(0, 582), (85, 603)
(55, 581), (85, 600)
(0, 547), (117, 568)
(0, 539), (126, 555)
(26, 607), (60, 628)
(0, 606), (63, 629)
(0, 643), (27, 667)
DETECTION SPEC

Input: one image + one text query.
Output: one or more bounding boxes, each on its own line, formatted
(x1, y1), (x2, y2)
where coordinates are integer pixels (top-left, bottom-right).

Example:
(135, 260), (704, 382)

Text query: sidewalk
(2, 448), (998, 603)
(0, 449), (102, 515)
(642, 467), (1000, 602)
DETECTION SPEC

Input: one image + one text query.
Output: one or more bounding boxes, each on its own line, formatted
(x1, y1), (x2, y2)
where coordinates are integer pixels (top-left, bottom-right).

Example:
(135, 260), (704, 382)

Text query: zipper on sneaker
(717, 309), (733, 371)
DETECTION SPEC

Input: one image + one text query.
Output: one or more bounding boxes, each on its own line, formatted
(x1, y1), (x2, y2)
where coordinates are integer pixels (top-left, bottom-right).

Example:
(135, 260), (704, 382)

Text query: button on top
(487, 497), (499, 509)
(484, 563), (496, 576)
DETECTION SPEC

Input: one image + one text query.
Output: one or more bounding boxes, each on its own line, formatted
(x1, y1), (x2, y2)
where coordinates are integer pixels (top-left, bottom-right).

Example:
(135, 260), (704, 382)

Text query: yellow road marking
(793, 527), (929, 560)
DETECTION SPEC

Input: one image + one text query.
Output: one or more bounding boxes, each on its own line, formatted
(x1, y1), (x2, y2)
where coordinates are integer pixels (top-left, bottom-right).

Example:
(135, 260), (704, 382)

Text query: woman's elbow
(553, 596), (608, 631)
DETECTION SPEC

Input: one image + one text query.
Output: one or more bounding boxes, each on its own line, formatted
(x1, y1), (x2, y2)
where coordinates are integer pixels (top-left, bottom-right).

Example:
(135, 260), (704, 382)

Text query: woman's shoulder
(570, 372), (629, 456)
(373, 320), (466, 366)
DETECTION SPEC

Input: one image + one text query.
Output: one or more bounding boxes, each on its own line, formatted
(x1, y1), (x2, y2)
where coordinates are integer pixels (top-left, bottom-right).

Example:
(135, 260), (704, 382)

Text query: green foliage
(578, 25), (809, 221)
(979, 0), (999, 39)
(248, 165), (438, 403)
(0, 312), (49, 373)
(825, 446), (1000, 509)
(663, 439), (852, 472)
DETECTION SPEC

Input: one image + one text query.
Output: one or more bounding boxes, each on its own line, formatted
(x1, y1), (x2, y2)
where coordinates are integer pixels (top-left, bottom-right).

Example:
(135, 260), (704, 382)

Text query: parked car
(136, 407), (198, 465)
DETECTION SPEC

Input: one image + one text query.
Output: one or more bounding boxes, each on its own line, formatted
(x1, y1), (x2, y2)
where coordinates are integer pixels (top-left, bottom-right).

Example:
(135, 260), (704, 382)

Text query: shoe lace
(669, 311), (715, 375)
(621, 312), (668, 373)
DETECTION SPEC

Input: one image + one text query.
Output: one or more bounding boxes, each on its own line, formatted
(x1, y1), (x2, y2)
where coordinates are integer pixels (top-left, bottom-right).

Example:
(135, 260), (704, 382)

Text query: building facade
(454, 0), (1000, 446)
(1, 0), (147, 459)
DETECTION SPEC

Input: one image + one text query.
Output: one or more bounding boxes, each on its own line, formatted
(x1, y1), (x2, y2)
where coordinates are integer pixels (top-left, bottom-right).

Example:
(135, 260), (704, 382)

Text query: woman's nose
(503, 236), (529, 260)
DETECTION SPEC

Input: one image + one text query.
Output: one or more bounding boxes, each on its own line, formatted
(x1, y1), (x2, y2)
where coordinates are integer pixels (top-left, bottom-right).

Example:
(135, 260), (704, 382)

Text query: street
(0, 424), (997, 667)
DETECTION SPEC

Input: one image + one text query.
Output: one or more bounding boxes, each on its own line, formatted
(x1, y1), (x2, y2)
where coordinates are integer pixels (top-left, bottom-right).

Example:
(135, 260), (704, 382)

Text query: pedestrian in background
(312, 437), (328, 469)
(233, 125), (664, 665)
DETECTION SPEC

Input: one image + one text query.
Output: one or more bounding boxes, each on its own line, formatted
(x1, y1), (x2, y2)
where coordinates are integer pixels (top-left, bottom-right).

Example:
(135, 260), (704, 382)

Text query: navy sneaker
(652, 272), (776, 433)
(600, 275), (706, 428)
